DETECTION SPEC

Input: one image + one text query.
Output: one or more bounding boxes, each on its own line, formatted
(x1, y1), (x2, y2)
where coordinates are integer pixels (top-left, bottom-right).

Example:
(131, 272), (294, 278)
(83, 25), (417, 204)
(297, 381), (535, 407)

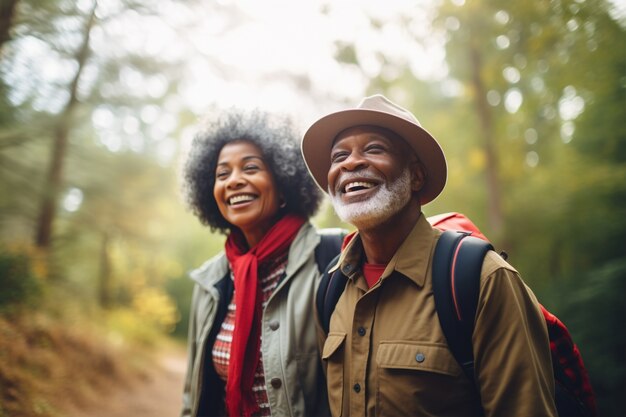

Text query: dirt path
(72, 345), (188, 417)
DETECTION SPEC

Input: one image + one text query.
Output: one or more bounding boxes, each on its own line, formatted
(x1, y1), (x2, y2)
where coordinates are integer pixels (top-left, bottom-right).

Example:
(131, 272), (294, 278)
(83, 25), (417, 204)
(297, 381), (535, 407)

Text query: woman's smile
(214, 141), (281, 247)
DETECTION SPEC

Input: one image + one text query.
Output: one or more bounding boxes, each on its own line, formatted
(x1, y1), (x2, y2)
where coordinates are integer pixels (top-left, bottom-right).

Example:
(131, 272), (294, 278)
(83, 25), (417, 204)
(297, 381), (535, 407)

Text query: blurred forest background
(0, 0), (624, 416)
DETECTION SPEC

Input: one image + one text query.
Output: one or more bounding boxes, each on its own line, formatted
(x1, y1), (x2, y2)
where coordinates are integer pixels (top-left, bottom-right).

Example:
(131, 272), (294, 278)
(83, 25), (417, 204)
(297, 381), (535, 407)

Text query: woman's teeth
(229, 194), (255, 205)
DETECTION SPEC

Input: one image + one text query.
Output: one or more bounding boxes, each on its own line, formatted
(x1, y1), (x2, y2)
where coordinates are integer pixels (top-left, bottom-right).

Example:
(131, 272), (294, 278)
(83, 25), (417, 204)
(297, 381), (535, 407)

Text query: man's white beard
(329, 168), (413, 230)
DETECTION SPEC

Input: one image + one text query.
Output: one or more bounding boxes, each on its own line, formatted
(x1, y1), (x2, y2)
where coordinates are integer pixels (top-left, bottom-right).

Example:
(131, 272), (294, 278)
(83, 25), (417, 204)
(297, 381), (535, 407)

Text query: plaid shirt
(543, 307), (597, 416)
(213, 253), (288, 417)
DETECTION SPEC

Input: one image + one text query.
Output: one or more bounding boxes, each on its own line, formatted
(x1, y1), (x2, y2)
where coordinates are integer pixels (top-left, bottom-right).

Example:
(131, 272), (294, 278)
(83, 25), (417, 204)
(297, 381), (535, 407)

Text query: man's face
(327, 126), (421, 229)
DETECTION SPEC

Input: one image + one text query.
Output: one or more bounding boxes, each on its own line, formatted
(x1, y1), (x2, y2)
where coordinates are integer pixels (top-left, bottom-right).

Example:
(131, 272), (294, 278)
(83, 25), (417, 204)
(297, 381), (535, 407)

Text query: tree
(433, 1), (626, 414)
(34, 1), (97, 249)
(0, 0), (19, 54)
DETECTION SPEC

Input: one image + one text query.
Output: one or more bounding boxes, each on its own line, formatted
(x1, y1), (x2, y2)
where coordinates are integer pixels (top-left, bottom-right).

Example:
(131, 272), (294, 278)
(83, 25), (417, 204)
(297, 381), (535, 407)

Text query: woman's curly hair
(182, 107), (322, 234)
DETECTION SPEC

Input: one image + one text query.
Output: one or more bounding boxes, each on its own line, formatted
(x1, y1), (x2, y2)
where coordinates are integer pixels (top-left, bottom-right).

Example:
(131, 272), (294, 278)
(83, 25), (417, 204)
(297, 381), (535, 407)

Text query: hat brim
(302, 108), (447, 205)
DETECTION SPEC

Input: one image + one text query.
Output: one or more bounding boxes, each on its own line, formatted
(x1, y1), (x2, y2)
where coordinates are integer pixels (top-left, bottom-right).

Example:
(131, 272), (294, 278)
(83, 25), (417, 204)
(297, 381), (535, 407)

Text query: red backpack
(316, 212), (597, 417)
(429, 212), (597, 417)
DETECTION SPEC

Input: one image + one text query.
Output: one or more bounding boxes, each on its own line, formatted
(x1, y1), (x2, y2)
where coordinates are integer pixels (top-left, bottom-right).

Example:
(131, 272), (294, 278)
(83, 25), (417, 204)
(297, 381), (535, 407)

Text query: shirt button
(270, 378), (282, 389)
(415, 353), (425, 363)
(353, 383), (361, 393)
(357, 327), (366, 336)
(269, 320), (280, 331)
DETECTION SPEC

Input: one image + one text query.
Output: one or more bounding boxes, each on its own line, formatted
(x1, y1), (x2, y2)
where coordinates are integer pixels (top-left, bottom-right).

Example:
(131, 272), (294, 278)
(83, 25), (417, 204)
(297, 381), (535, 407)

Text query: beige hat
(301, 94), (447, 205)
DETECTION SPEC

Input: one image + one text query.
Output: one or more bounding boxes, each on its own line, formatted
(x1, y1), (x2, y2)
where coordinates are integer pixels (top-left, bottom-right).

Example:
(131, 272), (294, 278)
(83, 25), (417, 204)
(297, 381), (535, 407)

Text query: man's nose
(339, 151), (368, 171)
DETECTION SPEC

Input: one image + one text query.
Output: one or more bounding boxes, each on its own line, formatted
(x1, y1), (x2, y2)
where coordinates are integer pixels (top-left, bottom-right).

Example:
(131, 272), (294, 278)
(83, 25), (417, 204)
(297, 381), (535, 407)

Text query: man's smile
(336, 173), (383, 198)
(344, 181), (376, 193)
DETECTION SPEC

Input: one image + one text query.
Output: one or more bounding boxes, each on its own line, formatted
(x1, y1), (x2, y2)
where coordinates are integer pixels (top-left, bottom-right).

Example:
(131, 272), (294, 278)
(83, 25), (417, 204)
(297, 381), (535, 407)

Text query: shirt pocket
(376, 341), (463, 416)
(322, 332), (346, 417)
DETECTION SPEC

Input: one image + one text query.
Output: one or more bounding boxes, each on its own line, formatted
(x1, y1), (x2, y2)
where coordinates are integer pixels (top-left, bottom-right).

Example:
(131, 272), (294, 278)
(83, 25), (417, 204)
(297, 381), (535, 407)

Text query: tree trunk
(0, 0), (18, 55)
(34, 2), (97, 248)
(98, 231), (113, 308)
(468, 41), (504, 237)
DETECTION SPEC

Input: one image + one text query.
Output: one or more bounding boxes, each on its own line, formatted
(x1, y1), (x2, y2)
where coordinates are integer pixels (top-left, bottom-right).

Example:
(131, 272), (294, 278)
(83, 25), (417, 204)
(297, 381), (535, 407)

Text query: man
(301, 94), (557, 417)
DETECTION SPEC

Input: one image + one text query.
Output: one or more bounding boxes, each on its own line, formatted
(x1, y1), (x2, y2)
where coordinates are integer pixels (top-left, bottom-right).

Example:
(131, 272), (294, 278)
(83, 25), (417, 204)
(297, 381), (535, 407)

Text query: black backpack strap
(314, 231), (347, 335)
(316, 253), (348, 334)
(432, 230), (493, 381)
(314, 232), (345, 274)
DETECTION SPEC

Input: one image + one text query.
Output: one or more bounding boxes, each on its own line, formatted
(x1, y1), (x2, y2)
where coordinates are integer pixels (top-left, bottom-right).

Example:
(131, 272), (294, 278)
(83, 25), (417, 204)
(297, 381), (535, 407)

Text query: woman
(180, 108), (339, 417)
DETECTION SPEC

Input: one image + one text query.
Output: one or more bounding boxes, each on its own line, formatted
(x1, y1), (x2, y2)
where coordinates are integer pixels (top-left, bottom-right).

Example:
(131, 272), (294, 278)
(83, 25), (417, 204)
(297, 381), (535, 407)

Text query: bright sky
(132, 0), (448, 160)
(7, 0), (446, 164)
(7, 0), (618, 136)
(6, 0), (613, 211)
(170, 0), (446, 126)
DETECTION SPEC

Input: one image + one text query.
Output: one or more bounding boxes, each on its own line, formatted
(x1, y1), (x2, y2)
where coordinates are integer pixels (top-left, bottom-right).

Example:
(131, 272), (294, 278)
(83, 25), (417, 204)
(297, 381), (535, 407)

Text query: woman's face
(213, 141), (282, 247)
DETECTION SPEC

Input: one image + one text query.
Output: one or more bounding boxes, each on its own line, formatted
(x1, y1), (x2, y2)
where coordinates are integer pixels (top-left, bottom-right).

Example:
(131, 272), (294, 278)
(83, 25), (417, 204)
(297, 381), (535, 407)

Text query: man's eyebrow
(365, 133), (391, 141)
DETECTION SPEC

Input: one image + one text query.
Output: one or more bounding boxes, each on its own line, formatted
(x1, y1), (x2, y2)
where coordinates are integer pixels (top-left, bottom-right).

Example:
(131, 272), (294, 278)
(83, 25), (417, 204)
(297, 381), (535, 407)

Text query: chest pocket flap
(322, 332), (346, 360)
(377, 341), (462, 376)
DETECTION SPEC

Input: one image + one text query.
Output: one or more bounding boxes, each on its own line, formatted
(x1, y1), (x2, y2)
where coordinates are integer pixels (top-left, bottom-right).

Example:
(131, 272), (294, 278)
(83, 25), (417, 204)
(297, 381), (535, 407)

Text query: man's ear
(410, 160), (426, 193)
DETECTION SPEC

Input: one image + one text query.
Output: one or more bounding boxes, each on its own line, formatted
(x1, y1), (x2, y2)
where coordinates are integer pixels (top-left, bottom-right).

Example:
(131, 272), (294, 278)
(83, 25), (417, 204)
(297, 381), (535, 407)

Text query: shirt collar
(386, 214), (438, 287)
(332, 213), (439, 288)
(330, 233), (363, 280)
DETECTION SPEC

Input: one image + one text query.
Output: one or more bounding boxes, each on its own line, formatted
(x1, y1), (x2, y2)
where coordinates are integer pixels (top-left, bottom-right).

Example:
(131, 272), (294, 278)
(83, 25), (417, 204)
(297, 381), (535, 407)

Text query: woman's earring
(279, 200), (286, 208)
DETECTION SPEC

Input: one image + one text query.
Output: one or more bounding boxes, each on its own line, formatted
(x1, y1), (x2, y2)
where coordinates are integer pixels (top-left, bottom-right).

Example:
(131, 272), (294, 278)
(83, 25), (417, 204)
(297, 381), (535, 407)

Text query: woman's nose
(225, 170), (246, 189)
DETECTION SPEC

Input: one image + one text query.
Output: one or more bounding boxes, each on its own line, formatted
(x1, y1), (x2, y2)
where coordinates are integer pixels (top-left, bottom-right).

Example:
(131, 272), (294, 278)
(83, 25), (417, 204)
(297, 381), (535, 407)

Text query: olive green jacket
(181, 223), (333, 417)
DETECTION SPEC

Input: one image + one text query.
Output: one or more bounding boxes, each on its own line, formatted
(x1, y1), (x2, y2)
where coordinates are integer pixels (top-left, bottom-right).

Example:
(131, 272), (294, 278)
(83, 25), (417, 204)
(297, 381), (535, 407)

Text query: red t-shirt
(362, 263), (387, 288)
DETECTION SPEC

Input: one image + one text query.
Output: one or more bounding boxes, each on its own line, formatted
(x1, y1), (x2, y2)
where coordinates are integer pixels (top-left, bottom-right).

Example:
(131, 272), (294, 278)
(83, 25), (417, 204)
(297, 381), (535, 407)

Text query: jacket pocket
(377, 340), (462, 375)
(322, 332), (346, 417)
(376, 341), (463, 416)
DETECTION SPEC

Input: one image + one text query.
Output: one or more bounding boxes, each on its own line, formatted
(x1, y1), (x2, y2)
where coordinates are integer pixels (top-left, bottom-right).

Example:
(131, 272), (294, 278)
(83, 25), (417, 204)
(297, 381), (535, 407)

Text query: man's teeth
(344, 181), (375, 193)
(229, 194), (255, 205)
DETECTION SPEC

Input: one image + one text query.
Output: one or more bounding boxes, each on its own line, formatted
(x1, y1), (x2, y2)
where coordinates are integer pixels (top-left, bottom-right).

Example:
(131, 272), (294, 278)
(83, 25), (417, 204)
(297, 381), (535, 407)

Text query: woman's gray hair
(181, 107), (322, 234)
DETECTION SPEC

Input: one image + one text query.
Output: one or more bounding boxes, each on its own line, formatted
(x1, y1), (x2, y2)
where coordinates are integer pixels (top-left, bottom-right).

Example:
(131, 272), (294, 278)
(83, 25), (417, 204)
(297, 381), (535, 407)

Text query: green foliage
(362, 1), (625, 413)
(165, 275), (195, 340)
(0, 0), (222, 327)
(540, 259), (626, 417)
(0, 248), (42, 310)
(0, 0), (623, 413)
(104, 307), (168, 348)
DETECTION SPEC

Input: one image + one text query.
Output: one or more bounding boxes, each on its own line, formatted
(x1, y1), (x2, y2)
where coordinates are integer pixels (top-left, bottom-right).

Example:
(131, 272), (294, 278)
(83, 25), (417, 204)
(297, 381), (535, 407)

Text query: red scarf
(223, 214), (305, 417)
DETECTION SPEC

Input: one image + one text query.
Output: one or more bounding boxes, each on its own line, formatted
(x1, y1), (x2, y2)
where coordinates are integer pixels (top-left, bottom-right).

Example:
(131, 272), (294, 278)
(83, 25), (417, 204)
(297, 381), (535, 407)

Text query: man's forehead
(332, 125), (412, 151)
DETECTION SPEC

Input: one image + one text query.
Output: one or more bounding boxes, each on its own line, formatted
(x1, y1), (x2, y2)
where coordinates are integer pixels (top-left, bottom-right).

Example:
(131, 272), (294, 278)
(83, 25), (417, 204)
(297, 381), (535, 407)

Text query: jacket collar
(335, 213), (439, 288)
(189, 251), (229, 291)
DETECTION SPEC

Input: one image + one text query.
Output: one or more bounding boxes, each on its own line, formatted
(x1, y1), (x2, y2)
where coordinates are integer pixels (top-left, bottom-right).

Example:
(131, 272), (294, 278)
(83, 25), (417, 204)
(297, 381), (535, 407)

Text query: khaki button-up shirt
(320, 214), (556, 417)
